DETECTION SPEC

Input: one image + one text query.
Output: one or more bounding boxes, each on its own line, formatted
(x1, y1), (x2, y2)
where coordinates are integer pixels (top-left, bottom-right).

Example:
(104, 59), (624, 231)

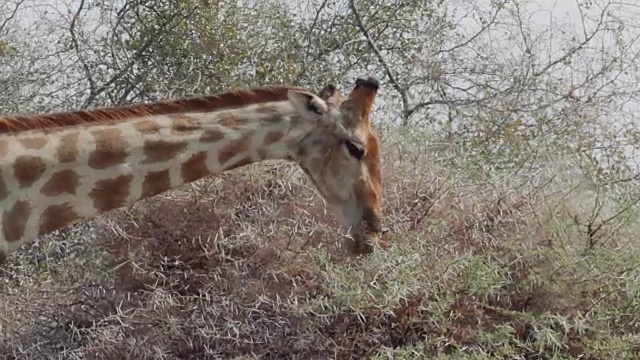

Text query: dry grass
(1, 127), (640, 359)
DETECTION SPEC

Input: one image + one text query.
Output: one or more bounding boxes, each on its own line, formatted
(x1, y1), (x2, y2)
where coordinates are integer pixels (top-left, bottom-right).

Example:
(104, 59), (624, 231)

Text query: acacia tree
(2, 0), (639, 196)
(0, 0), (318, 113)
(287, 0), (640, 248)
(328, 0), (640, 179)
(0, 0), (45, 114)
(83, 0), (308, 104)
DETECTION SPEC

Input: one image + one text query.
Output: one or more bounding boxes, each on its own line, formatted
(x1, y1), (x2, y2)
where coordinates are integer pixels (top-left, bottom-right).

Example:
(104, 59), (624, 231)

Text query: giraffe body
(0, 78), (383, 262)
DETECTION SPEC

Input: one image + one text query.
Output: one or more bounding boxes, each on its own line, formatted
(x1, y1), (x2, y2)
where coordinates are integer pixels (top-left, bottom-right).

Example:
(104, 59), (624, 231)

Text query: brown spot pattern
(19, 137), (48, 149)
(89, 174), (133, 212)
(170, 114), (200, 134)
(39, 203), (79, 236)
(57, 132), (80, 163)
(256, 104), (279, 114)
(263, 114), (285, 124)
(141, 169), (171, 198)
(200, 129), (225, 143)
(220, 113), (245, 128)
(88, 128), (129, 169)
(0, 140), (7, 157)
(218, 137), (250, 165)
(40, 169), (81, 196)
(2, 200), (31, 242)
(257, 149), (270, 160)
(0, 170), (7, 201)
(13, 155), (46, 188)
(263, 131), (283, 146)
(142, 139), (188, 164)
(223, 156), (254, 171)
(181, 151), (209, 182)
(133, 119), (161, 134)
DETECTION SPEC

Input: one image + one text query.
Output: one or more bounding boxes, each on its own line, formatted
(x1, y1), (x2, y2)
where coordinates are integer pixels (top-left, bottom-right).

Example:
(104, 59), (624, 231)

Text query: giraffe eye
(344, 139), (365, 160)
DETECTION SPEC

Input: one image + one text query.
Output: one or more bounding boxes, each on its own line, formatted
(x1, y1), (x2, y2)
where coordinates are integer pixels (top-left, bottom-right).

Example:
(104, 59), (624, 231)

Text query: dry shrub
(1, 128), (640, 359)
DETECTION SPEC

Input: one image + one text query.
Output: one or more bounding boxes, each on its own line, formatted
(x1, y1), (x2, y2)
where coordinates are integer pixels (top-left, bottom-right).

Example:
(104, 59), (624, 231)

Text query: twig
(0, 0), (24, 33)
(295, 0), (330, 86)
(349, 0), (409, 122)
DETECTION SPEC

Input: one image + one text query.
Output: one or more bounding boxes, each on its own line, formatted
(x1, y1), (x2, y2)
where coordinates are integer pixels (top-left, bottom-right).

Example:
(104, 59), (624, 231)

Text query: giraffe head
(287, 77), (383, 254)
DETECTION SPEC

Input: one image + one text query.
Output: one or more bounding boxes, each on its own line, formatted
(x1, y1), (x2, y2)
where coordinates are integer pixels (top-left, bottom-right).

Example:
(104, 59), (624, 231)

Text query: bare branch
(349, 0), (409, 123)
(434, 1), (505, 56)
(294, 0), (330, 86)
(79, 3), (193, 108)
(533, 1), (611, 77)
(0, 0), (24, 33)
(68, 0), (97, 100)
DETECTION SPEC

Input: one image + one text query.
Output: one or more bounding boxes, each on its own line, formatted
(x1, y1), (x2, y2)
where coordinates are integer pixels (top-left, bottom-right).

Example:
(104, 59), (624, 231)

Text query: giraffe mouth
(345, 230), (377, 255)
(296, 162), (381, 255)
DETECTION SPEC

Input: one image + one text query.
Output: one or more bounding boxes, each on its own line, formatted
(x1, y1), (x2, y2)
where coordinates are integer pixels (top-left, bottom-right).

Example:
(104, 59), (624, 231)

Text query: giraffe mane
(0, 85), (305, 134)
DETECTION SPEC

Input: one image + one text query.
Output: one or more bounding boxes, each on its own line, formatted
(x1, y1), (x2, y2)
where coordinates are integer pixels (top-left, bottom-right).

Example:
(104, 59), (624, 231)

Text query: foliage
(2, 0), (640, 358)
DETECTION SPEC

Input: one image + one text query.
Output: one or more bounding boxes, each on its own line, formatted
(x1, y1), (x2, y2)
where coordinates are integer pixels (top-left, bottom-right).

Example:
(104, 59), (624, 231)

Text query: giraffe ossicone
(0, 77), (383, 263)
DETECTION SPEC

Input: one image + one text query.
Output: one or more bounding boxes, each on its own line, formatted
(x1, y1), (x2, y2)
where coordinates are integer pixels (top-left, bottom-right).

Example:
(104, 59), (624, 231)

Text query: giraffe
(0, 77), (383, 264)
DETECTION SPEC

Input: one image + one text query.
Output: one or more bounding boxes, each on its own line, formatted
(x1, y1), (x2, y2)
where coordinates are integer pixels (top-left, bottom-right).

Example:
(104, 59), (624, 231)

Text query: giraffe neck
(0, 100), (309, 259)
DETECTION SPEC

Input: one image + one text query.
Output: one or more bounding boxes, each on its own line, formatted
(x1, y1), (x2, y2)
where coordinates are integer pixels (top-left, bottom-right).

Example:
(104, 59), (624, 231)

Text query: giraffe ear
(288, 90), (328, 119)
